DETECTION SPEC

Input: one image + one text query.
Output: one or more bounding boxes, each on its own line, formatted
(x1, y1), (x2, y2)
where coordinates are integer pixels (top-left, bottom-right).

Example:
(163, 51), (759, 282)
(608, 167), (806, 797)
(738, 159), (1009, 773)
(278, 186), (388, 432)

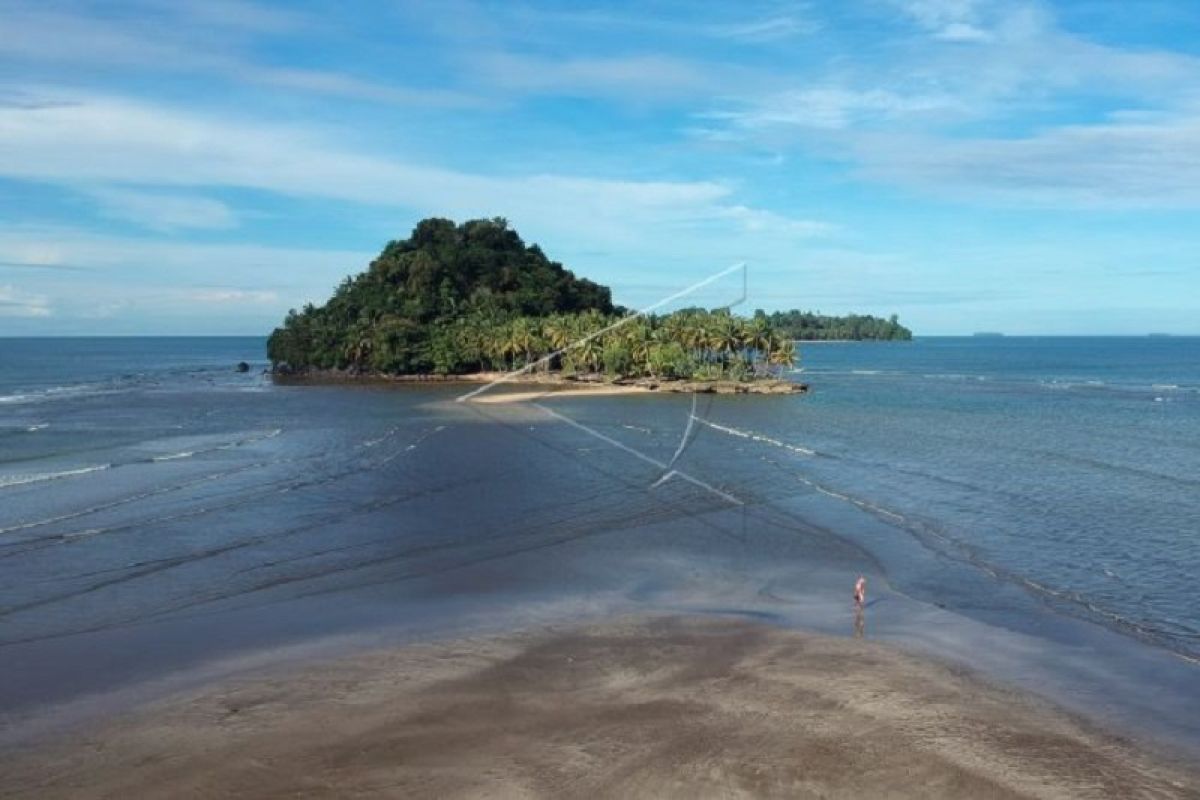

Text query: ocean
(1, 336), (1197, 749)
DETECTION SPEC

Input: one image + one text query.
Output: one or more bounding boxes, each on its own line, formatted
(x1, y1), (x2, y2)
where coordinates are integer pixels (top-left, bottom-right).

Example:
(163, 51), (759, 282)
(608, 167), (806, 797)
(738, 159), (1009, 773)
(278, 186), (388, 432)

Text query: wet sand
(3, 615), (1195, 799)
(468, 383), (650, 404)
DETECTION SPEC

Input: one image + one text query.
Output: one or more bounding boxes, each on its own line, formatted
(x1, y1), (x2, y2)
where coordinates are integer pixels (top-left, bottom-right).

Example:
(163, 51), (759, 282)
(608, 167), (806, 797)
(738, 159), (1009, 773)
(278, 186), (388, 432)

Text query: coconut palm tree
(508, 317), (542, 368)
(707, 312), (742, 371)
(746, 316), (772, 366)
(572, 313), (605, 375)
(767, 335), (797, 373)
(622, 317), (654, 375)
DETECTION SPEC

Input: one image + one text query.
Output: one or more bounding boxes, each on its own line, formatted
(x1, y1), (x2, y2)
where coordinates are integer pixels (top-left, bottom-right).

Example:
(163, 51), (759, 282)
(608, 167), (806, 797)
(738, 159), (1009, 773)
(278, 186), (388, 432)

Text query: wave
(26, 424), (49, 432)
(151, 451), (196, 462)
(0, 464), (111, 489)
(691, 417), (816, 457)
(0, 383), (117, 406)
(1, 428), (285, 492)
(143, 429), (284, 462)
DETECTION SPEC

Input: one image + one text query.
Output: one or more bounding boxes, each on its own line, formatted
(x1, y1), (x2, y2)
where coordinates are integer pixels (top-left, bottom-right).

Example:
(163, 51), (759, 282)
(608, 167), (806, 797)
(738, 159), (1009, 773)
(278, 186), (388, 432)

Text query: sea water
(0, 335), (1197, 745)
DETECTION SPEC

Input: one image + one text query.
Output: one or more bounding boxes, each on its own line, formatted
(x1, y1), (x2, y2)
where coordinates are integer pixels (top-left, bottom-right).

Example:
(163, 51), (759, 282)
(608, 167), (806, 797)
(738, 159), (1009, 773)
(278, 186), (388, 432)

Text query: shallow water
(0, 336), (1197, 754)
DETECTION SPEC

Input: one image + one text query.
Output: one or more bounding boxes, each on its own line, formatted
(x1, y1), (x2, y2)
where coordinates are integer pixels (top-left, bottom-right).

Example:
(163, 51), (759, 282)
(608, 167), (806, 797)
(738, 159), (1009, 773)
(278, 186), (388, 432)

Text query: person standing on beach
(854, 576), (866, 608)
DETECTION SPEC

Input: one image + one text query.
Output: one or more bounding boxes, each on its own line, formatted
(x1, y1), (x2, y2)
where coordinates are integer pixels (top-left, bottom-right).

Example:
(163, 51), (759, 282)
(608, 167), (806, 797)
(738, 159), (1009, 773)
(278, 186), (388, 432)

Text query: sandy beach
(466, 382), (650, 404)
(3, 615), (1195, 799)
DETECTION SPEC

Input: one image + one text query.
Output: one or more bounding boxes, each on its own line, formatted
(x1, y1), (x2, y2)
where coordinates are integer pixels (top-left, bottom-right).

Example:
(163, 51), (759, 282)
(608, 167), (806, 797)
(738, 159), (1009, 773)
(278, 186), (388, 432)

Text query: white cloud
(852, 114), (1200, 207)
(136, 0), (309, 34)
(0, 225), (368, 287)
(690, 1), (1200, 208)
(936, 21), (990, 42)
(709, 14), (817, 42)
(88, 188), (237, 231)
(0, 92), (833, 247)
(705, 87), (963, 131)
(889, 0), (991, 41)
(471, 52), (722, 99)
(707, 206), (834, 237)
(180, 288), (278, 304)
(0, 285), (51, 317)
(0, 5), (480, 109)
(0, 225), (368, 331)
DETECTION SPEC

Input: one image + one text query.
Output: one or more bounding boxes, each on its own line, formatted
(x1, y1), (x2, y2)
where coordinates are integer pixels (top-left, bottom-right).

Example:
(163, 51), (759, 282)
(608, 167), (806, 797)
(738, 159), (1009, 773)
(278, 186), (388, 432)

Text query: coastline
(3, 614), (1194, 799)
(3, 339), (1197, 797)
(273, 369), (808, 397)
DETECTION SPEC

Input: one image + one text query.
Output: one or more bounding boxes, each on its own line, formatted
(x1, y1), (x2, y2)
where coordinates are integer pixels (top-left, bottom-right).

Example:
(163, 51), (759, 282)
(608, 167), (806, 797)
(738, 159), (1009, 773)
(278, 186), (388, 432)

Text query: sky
(1, 0), (1198, 336)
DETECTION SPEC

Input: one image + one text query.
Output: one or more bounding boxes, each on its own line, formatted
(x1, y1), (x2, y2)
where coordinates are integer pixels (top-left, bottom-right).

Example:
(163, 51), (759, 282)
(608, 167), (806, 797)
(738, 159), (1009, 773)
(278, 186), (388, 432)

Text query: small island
(268, 218), (805, 395)
(761, 310), (912, 341)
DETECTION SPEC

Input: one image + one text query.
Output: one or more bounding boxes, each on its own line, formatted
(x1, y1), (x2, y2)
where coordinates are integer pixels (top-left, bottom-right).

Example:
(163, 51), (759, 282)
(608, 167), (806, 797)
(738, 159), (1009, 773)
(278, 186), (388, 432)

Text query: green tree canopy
(268, 217), (614, 373)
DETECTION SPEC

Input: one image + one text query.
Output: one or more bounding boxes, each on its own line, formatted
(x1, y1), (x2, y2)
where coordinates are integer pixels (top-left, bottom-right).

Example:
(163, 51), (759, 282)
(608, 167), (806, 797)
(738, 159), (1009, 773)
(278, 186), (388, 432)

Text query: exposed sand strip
(2, 616), (1195, 799)
(466, 384), (650, 404)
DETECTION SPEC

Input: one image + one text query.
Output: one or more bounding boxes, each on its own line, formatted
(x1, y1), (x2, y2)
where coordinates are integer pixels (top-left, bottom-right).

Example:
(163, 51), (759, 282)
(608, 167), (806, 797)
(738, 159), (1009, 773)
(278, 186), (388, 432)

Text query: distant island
(762, 310), (912, 341)
(267, 218), (802, 392)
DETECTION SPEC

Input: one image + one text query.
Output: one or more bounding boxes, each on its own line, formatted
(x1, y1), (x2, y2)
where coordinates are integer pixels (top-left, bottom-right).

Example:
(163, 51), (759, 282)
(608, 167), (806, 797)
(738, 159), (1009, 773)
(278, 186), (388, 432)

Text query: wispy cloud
(181, 288), (278, 304)
(87, 188), (238, 231)
(0, 224), (368, 284)
(887, 0), (992, 41)
(691, 0), (1200, 208)
(0, 92), (833, 248)
(852, 114), (1200, 207)
(0, 4), (480, 108)
(704, 87), (965, 131)
(422, 2), (817, 45)
(471, 52), (726, 100)
(0, 285), (51, 317)
(705, 12), (819, 42)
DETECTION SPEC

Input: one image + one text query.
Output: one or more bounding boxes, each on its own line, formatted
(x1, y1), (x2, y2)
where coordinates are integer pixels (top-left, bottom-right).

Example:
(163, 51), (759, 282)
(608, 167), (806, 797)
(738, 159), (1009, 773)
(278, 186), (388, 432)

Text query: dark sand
(2, 616), (1196, 799)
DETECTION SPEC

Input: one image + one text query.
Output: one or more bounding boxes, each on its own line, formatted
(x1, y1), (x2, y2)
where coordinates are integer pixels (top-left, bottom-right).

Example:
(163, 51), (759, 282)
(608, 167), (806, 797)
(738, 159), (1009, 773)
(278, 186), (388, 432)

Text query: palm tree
(679, 312), (711, 364)
(707, 312), (742, 371)
(572, 313), (604, 375)
(767, 335), (797, 374)
(507, 317), (543, 369)
(542, 314), (574, 372)
(746, 316), (772, 366)
(622, 317), (654, 375)
(543, 314), (573, 352)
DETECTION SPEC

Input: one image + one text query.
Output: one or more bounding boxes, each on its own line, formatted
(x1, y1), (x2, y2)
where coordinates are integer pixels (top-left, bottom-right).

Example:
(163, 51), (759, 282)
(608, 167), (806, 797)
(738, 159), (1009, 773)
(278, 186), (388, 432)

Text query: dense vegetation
(267, 218), (796, 381)
(762, 310), (912, 341)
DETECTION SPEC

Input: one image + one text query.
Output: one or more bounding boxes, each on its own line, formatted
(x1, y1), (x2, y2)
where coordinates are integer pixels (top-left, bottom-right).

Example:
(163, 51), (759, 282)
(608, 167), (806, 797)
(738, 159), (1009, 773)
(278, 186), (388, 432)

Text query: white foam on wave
(26, 423), (49, 432)
(361, 426), (400, 448)
(691, 417), (816, 456)
(217, 428), (284, 450)
(0, 463), (111, 489)
(787, 470), (907, 523)
(152, 451), (196, 462)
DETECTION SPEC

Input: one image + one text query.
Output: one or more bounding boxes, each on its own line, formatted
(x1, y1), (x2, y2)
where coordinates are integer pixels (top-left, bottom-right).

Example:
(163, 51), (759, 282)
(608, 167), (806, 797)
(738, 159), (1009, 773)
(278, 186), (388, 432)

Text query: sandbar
(2, 615), (1195, 799)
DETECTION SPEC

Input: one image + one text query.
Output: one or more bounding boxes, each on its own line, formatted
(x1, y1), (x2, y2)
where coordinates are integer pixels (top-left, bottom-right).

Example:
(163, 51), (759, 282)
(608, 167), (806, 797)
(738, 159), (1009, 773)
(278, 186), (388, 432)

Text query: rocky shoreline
(272, 368), (808, 395)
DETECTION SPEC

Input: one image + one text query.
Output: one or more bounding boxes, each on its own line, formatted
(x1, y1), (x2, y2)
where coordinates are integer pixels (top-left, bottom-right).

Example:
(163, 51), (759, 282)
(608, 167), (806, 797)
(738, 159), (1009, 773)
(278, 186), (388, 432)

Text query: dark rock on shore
(631, 377), (807, 395)
(271, 367), (808, 395)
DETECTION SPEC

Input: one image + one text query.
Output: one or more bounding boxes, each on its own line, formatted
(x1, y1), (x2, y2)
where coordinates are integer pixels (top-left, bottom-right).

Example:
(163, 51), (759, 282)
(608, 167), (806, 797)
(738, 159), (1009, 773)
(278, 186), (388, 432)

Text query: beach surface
(3, 615), (1195, 799)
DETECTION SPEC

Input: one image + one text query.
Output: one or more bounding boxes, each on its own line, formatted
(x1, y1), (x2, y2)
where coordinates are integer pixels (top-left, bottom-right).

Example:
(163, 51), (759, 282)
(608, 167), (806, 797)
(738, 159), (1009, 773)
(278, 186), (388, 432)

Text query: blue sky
(1, 0), (1198, 335)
